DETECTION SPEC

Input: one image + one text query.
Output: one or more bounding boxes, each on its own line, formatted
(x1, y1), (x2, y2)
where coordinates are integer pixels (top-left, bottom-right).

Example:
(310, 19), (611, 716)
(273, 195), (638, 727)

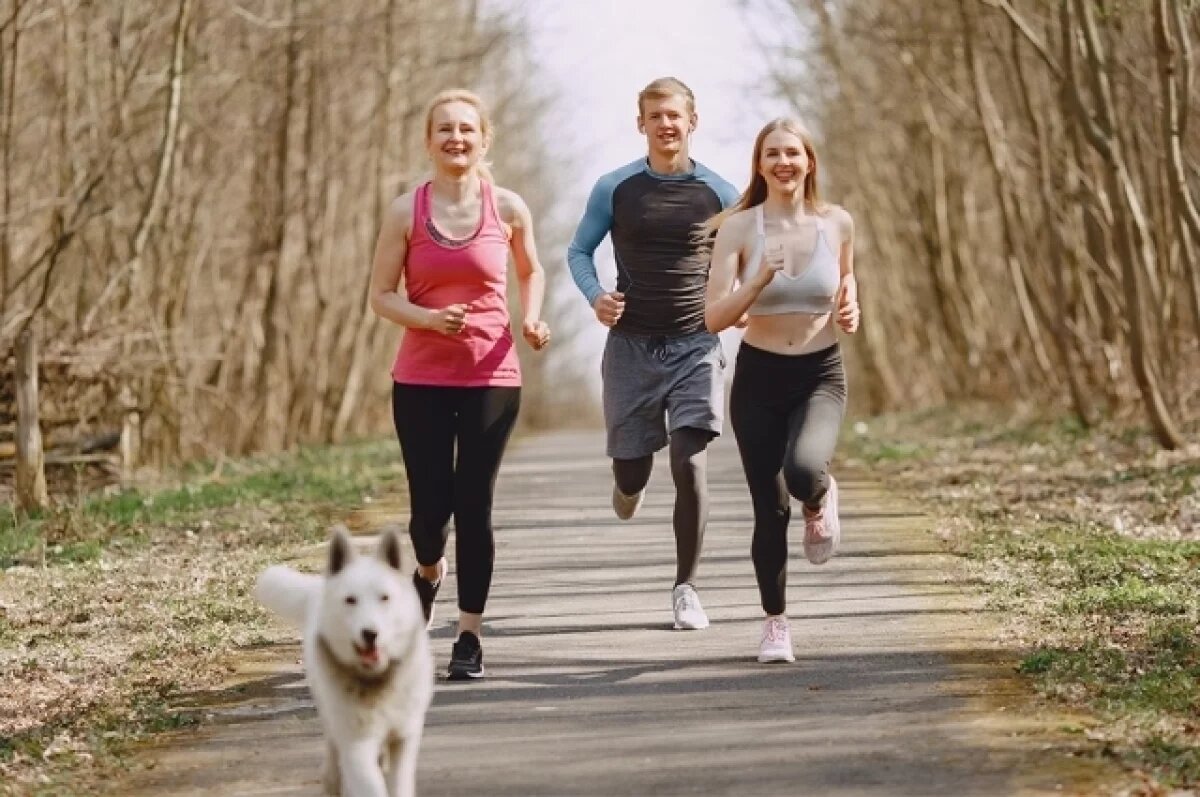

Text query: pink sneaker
(758, 615), (795, 663)
(802, 475), (840, 565)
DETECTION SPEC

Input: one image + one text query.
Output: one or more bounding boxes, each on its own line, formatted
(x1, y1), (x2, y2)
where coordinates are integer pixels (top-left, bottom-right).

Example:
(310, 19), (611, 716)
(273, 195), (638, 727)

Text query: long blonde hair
(423, 88), (495, 183)
(698, 117), (826, 240)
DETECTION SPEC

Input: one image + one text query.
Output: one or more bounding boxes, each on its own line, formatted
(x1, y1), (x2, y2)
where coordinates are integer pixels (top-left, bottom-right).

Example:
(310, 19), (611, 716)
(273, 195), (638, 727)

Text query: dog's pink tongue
(360, 648), (379, 665)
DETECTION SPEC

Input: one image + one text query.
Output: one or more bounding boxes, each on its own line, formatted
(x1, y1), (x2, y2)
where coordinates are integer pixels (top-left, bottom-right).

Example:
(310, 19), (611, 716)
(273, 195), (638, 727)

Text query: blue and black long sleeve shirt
(567, 158), (739, 337)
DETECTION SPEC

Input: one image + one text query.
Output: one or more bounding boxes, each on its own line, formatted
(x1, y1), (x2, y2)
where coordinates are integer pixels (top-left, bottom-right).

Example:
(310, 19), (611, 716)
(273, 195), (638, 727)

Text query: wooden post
(119, 385), (140, 485)
(14, 326), (49, 511)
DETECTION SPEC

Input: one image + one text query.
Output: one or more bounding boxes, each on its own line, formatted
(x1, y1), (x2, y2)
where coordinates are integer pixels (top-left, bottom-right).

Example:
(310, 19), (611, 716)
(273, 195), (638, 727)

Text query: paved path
(118, 430), (1112, 796)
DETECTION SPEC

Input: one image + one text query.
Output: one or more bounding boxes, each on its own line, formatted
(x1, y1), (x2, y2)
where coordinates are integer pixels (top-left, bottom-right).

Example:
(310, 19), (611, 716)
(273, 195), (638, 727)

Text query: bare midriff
(741, 311), (836, 355)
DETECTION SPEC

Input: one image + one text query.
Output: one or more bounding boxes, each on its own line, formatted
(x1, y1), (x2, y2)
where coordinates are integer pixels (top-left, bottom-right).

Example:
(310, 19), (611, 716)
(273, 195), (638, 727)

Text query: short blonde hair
(637, 77), (695, 116)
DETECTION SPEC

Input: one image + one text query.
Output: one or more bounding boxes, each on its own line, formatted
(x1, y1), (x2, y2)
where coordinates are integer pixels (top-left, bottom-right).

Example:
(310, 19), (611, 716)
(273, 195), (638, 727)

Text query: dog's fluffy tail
(255, 566), (320, 628)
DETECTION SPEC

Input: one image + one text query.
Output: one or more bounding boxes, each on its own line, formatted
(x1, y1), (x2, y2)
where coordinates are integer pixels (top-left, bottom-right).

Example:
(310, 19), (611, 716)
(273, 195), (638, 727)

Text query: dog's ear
(328, 525), (354, 574)
(376, 525), (403, 571)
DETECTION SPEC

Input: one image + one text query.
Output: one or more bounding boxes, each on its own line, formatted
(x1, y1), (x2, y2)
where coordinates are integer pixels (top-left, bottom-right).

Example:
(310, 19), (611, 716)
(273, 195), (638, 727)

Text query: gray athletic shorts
(601, 329), (726, 459)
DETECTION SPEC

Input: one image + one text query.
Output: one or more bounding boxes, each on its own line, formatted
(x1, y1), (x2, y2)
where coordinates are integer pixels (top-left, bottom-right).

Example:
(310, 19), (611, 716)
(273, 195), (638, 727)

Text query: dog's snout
(361, 629), (378, 649)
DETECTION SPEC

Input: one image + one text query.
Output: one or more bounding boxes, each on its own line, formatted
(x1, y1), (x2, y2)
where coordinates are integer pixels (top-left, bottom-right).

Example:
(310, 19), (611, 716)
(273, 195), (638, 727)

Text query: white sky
(503, 0), (793, 210)
(486, 0), (799, 381)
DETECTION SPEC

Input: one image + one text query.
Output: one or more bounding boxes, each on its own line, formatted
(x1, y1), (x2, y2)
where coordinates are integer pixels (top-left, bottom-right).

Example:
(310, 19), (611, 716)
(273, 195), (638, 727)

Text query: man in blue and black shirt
(567, 76), (739, 631)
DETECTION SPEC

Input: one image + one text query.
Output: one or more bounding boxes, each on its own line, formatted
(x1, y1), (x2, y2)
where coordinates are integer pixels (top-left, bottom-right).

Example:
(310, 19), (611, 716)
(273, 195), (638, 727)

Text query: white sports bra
(742, 205), (840, 316)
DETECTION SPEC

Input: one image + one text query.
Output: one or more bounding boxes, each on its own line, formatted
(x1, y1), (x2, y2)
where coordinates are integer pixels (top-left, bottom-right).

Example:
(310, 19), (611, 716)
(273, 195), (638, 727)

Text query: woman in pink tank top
(368, 88), (550, 681)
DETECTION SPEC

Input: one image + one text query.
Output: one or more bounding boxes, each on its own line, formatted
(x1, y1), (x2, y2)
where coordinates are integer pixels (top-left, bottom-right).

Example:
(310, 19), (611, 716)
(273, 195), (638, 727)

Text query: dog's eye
(380, 593), (390, 602)
(344, 596), (357, 605)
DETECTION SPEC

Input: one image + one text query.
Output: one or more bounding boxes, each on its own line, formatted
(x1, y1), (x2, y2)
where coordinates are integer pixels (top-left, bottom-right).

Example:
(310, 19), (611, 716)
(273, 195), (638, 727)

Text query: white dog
(255, 526), (433, 797)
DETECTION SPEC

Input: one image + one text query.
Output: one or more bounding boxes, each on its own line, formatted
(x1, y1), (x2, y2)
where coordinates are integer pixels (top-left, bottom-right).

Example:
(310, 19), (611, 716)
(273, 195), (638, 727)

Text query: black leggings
(392, 383), (521, 615)
(729, 343), (846, 616)
(612, 426), (712, 586)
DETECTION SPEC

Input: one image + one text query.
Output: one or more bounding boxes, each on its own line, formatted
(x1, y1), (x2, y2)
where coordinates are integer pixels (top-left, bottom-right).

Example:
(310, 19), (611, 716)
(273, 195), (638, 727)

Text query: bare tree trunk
(1006, 13), (1096, 424)
(0, 0), (20, 312)
(959, 0), (1055, 385)
(919, 94), (978, 383)
(1065, 0), (1183, 448)
(249, 0), (300, 453)
(80, 0), (192, 334)
(333, 0), (412, 442)
(79, 0), (190, 333)
(1154, 0), (1200, 343)
(329, 0), (398, 443)
(330, 315), (376, 443)
(16, 16), (106, 330)
(803, 0), (904, 409)
(14, 323), (48, 511)
(287, 22), (330, 447)
(118, 384), (140, 484)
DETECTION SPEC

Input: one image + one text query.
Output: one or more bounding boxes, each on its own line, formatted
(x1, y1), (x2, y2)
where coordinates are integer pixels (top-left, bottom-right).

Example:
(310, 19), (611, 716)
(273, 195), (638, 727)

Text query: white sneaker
(758, 615), (795, 663)
(802, 475), (841, 565)
(672, 583), (709, 630)
(612, 484), (645, 520)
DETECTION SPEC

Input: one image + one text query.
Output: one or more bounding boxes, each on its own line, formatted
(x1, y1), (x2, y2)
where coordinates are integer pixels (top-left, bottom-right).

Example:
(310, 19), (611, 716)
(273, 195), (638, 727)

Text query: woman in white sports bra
(702, 117), (860, 664)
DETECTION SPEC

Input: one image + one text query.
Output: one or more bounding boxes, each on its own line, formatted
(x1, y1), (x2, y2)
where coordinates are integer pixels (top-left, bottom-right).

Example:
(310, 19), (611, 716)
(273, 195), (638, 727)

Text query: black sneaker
(412, 558), (447, 629)
(446, 631), (484, 681)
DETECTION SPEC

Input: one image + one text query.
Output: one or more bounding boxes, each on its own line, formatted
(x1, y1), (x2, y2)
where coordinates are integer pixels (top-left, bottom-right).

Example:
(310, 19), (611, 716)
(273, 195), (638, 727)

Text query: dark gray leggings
(730, 342), (846, 616)
(612, 426), (711, 586)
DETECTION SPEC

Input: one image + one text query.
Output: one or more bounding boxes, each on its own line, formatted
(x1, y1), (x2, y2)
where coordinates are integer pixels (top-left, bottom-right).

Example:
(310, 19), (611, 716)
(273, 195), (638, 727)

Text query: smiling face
(426, 99), (489, 176)
(638, 93), (695, 161)
(758, 128), (810, 196)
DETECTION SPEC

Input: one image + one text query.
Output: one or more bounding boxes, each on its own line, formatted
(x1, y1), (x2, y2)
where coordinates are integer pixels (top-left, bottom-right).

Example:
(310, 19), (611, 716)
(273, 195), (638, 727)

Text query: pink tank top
(391, 180), (521, 387)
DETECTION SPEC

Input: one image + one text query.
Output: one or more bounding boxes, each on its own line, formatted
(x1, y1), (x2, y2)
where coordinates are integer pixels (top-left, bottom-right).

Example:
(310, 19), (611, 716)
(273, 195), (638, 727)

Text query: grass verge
(0, 438), (404, 795)
(842, 403), (1199, 794)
